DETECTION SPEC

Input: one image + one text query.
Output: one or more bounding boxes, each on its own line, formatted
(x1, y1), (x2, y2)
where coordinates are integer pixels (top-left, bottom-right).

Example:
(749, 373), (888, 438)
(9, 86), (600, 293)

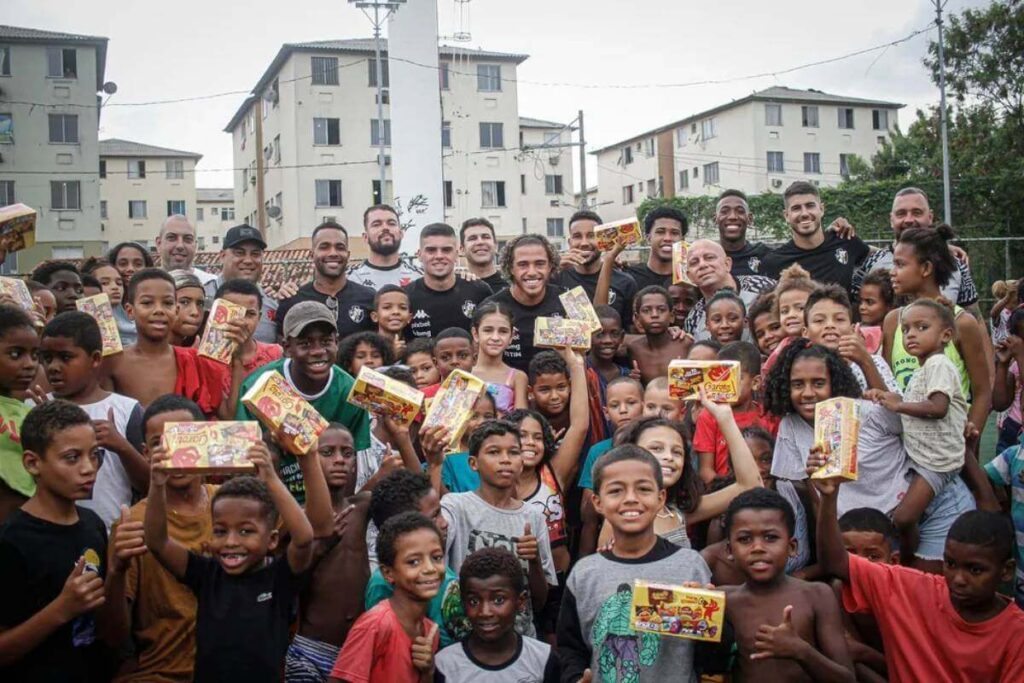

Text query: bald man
(155, 215), (217, 287)
(683, 239), (776, 341)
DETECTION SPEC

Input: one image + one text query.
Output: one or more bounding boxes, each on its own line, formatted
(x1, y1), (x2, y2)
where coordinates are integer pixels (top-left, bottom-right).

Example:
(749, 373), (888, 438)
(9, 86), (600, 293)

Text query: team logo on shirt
(461, 300), (477, 318)
(608, 290), (618, 304)
(349, 306), (365, 323)
(835, 248), (849, 265)
(749, 257), (761, 273)
(257, 592), (273, 603)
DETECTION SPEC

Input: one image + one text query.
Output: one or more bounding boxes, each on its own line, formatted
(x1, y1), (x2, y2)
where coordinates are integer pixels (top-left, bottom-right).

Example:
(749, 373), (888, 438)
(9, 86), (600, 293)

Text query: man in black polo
(276, 221), (375, 340)
(714, 190), (774, 277)
(624, 205), (687, 290)
(405, 223), (493, 338)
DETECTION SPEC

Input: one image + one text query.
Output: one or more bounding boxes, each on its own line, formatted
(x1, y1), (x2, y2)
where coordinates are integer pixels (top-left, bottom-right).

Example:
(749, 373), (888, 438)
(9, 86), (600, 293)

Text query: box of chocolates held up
(422, 369), (485, 449)
(197, 298), (247, 365)
(160, 421), (262, 474)
(0, 203), (37, 254)
(76, 293), (123, 356)
(594, 217), (643, 251)
(672, 240), (693, 285)
(347, 365), (424, 426)
(667, 360), (740, 403)
(0, 276), (34, 312)
(811, 397), (860, 481)
(559, 286), (602, 334)
(242, 372), (329, 455)
(630, 579), (726, 642)
(534, 317), (592, 351)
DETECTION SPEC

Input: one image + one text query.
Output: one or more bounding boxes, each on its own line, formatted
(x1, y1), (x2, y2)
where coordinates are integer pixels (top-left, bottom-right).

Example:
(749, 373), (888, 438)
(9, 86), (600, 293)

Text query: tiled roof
(192, 250), (315, 292)
(0, 24), (108, 89)
(196, 188), (234, 202)
(99, 138), (203, 159)
(519, 116), (566, 129)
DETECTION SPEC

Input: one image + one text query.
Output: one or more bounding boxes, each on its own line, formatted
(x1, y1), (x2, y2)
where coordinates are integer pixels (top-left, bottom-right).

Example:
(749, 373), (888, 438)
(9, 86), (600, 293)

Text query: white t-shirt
(849, 355), (901, 394)
(902, 354), (967, 473)
(191, 266), (219, 287)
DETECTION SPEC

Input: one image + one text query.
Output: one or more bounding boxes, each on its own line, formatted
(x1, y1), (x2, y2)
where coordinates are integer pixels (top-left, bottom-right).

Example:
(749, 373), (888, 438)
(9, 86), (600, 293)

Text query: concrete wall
(517, 123), (575, 249)
(100, 155), (198, 247)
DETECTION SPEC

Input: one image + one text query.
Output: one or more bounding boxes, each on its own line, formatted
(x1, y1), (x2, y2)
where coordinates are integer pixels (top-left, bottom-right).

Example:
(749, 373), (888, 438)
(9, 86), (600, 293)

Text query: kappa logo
(413, 309), (430, 320)
(349, 306), (365, 323)
(461, 300), (477, 318)
(749, 257), (761, 273)
(835, 248), (849, 265)
(257, 591), (273, 603)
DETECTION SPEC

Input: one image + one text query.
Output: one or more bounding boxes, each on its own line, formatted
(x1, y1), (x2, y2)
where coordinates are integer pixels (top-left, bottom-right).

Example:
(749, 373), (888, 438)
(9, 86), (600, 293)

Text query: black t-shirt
(0, 507), (110, 683)
(480, 271), (509, 294)
(725, 241), (773, 278)
(483, 285), (566, 373)
(761, 232), (871, 290)
(185, 553), (298, 683)
(552, 267), (639, 328)
(276, 280), (376, 340)
(624, 262), (672, 293)
(405, 276), (493, 338)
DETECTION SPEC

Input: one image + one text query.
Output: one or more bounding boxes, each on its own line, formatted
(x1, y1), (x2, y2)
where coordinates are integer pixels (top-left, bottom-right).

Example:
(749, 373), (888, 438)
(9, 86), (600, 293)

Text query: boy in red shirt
(811, 462), (1024, 683)
(694, 341), (776, 485)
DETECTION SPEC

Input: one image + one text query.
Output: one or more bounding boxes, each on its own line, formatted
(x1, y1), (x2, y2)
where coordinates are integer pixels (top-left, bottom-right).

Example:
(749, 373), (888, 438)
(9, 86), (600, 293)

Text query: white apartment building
(593, 87), (903, 223)
(0, 25), (109, 272)
(224, 39), (574, 254)
(99, 138), (201, 248)
(194, 187), (235, 251)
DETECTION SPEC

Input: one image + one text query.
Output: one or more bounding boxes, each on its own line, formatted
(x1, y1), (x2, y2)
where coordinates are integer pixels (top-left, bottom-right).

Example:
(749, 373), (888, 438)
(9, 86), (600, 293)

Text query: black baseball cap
(223, 225), (267, 250)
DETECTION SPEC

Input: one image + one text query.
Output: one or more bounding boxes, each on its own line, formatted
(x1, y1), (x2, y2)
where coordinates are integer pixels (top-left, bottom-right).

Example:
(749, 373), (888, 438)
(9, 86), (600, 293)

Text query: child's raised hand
(56, 556), (105, 621)
(380, 413), (411, 441)
(377, 452), (404, 478)
(93, 407), (130, 453)
(149, 444), (173, 487)
(697, 386), (732, 423)
(393, 333), (406, 359)
(516, 522), (539, 562)
(224, 319), (251, 358)
(628, 361), (642, 382)
(246, 442), (279, 483)
(411, 622), (438, 673)
(837, 332), (868, 364)
(332, 504), (355, 540)
(750, 605), (807, 661)
(27, 384), (51, 406)
(419, 425), (451, 466)
(805, 446), (841, 496)
(110, 504), (147, 573)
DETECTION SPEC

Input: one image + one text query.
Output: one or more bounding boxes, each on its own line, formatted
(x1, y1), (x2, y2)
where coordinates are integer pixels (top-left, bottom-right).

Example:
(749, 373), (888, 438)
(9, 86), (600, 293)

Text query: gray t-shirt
(849, 355), (901, 394)
(771, 401), (911, 516)
(435, 635), (559, 682)
(441, 491), (557, 638)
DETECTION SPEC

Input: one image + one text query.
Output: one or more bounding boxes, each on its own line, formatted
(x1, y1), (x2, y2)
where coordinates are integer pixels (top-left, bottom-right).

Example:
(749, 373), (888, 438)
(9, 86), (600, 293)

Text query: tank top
(485, 369), (516, 415)
(891, 305), (971, 401)
(522, 465), (567, 547)
(657, 505), (692, 549)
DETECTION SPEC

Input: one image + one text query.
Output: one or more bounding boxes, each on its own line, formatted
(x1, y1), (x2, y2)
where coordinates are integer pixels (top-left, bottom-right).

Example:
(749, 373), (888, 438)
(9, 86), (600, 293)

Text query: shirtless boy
(627, 286), (692, 384)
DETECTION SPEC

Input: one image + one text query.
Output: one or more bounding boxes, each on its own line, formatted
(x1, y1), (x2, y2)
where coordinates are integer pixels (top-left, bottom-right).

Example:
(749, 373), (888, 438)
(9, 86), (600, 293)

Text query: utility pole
(577, 109), (587, 209)
(934, 0), (952, 223)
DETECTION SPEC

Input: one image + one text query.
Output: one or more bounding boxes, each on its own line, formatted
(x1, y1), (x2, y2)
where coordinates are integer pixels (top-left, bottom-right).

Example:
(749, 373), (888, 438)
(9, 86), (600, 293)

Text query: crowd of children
(1, 192), (1023, 683)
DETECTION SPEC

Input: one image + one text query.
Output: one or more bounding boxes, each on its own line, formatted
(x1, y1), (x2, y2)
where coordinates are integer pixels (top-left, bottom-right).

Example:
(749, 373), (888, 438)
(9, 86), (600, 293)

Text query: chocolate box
(198, 298), (247, 365)
(242, 372), (328, 455)
(594, 217), (643, 251)
(76, 293), (123, 356)
(672, 240), (693, 285)
(812, 397), (860, 481)
(0, 203), (36, 254)
(668, 360), (740, 403)
(161, 421), (261, 474)
(423, 369), (485, 449)
(347, 365), (424, 426)
(0, 276), (34, 312)
(630, 579), (726, 642)
(534, 316), (592, 351)
(559, 286), (602, 334)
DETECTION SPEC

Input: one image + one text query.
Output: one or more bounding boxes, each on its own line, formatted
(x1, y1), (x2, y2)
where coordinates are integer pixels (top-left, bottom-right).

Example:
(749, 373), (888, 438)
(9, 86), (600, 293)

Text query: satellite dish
(266, 205), (282, 219)
(102, 82), (118, 95)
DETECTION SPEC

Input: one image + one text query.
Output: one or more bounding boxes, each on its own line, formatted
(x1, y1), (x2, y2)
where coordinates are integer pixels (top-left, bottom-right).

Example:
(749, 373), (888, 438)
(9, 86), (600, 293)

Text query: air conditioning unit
(549, 200), (559, 207)
(548, 154), (559, 166)
(249, 175), (256, 186)
(771, 179), (783, 188)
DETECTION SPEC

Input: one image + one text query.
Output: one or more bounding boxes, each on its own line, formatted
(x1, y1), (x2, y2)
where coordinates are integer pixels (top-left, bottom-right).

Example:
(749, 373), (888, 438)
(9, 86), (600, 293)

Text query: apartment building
(194, 187), (235, 251)
(224, 39), (574, 252)
(98, 138), (201, 248)
(0, 25), (109, 272)
(593, 86), (903, 223)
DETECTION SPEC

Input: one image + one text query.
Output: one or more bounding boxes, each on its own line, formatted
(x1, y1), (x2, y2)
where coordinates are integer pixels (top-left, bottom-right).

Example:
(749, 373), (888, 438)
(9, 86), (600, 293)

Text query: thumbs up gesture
(56, 556), (106, 621)
(110, 504), (147, 573)
(411, 622), (439, 673)
(628, 360), (643, 381)
(516, 522), (539, 562)
(93, 406), (130, 454)
(751, 605), (805, 660)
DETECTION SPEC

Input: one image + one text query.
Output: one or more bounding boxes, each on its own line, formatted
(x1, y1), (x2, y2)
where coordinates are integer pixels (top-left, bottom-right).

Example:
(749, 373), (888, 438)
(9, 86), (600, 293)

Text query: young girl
(170, 270), (206, 347)
(858, 268), (895, 327)
(404, 338), (441, 389)
(774, 263), (817, 340)
(106, 243), (154, 347)
(338, 331), (395, 377)
(470, 302), (527, 415)
(748, 292), (783, 357)
(869, 298), (968, 563)
(990, 279), (1020, 345)
(705, 289), (746, 345)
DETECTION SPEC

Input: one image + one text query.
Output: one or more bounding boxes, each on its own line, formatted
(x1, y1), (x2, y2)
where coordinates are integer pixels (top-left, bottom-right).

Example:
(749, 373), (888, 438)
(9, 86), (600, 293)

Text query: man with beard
(482, 234), (566, 373)
(276, 221), (376, 339)
(405, 223), (492, 338)
(683, 239), (776, 340)
(553, 210), (637, 327)
(347, 204), (422, 289)
(851, 187), (981, 318)
(460, 218), (507, 292)
(203, 225), (279, 343)
(155, 215), (217, 287)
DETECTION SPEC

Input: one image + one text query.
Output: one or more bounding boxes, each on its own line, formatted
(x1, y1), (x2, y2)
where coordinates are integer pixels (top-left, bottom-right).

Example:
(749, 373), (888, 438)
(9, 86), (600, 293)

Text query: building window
(196, 207), (204, 221)
(0, 46), (9, 76)
(370, 119), (392, 146)
(50, 181), (80, 210)
(480, 181), (506, 208)
(678, 169), (689, 190)
(439, 62), (450, 90)
(479, 122), (504, 148)
(213, 236), (220, 244)
(372, 179), (393, 205)
(622, 185), (634, 204)
(839, 153), (852, 178)
(441, 121), (451, 148)
(313, 118), (341, 146)
(0, 180), (12, 205)
(367, 58), (390, 87)
(165, 159), (184, 179)
(444, 180), (453, 208)
(676, 128), (687, 147)
(872, 109), (889, 130)
(222, 208), (235, 220)
(315, 179), (343, 207)
(622, 145), (633, 165)
(702, 162), (720, 186)
(128, 160), (146, 179)
(128, 200), (147, 218)
(311, 56), (339, 85)
(803, 152), (821, 174)
(99, 160), (106, 178)
(520, 174), (526, 194)
(765, 103), (783, 127)
(700, 118), (717, 139)
(838, 108), (855, 129)
(99, 200), (107, 219)
(546, 218), (565, 238)
(273, 134), (281, 164)
(0, 113), (11, 144)
(646, 178), (657, 196)
(767, 151), (785, 173)
(802, 105), (819, 128)
(46, 48), (76, 78)
(167, 200), (186, 216)
(643, 138), (655, 158)
(48, 114), (78, 143)
(477, 64), (501, 92)
(544, 175), (563, 195)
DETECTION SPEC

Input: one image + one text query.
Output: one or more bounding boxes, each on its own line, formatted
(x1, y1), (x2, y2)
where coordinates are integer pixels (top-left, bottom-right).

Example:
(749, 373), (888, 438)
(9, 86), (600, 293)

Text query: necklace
(656, 506), (676, 520)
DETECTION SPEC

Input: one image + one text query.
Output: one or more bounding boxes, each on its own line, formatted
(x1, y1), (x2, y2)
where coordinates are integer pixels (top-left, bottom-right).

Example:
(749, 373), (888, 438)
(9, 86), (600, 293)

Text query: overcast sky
(6, 0), (992, 191)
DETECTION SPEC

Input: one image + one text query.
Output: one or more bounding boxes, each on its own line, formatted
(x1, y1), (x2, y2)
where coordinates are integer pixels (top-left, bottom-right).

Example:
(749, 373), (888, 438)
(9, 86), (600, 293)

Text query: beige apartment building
(224, 39), (574, 252)
(194, 187), (235, 251)
(0, 25), (109, 272)
(593, 87), (903, 225)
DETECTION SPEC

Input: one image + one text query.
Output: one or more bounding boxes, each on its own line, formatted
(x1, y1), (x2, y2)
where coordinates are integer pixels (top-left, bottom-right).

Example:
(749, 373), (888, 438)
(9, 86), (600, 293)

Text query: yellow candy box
(242, 372), (328, 455)
(347, 365), (424, 426)
(630, 579), (725, 642)
(812, 397), (860, 481)
(76, 293), (123, 356)
(667, 360), (739, 403)
(595, 217), (643, 251)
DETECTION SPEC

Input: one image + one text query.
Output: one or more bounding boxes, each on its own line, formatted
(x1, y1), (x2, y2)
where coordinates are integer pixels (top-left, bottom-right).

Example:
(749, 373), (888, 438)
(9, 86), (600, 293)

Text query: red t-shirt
(842, 554), (1024, 682)
(331, 599), (438, 683)
(692, 404), (778, 477)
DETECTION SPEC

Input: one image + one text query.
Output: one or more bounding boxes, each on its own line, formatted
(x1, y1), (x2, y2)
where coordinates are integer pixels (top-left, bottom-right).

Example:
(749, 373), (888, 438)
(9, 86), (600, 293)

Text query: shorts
(909, 464), (960, 497)
(285, 633), (341, 683)
(916, 476), (975, 561)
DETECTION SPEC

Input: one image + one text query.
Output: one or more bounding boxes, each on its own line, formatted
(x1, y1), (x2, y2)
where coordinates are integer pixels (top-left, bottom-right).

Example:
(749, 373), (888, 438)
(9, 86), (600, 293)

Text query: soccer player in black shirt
(715, 189), (774, 277)
(459, 217), (507, 293)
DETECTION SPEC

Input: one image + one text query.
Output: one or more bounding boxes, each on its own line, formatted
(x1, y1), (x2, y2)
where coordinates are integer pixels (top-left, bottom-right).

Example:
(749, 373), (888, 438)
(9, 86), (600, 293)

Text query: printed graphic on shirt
(72, 547), (103, 647)
(461, 300), (477, 318)
(440, 579), (471, 641)
(748, 257), (760, 273)
(349, 306), (365, 323)
(592, 583), (659, 683)
(835, 247), (848, 265)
